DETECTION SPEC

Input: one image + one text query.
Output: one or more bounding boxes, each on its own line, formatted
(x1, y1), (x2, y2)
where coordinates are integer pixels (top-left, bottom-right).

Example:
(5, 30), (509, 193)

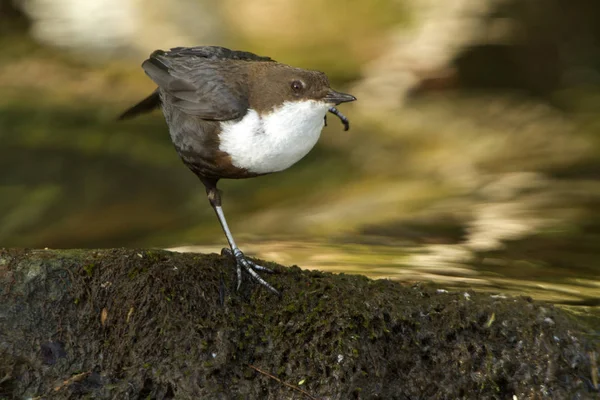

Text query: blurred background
(1, 0), (600, 309)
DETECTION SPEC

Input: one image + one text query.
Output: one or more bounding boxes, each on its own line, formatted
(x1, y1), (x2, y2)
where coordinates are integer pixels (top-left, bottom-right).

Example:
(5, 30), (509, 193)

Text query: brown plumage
(119, 46), (356, 295)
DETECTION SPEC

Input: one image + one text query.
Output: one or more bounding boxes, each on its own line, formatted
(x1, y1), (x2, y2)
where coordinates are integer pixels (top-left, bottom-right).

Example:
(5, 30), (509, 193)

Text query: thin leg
(204, 181), (279, 295)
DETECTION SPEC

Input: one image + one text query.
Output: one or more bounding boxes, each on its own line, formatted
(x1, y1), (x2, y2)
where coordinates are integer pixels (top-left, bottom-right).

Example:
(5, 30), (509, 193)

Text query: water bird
(119, 46), (356, 295)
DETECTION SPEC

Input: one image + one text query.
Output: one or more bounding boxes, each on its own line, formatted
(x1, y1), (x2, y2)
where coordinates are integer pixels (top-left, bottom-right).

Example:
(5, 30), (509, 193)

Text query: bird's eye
(291, 80), (304, 93)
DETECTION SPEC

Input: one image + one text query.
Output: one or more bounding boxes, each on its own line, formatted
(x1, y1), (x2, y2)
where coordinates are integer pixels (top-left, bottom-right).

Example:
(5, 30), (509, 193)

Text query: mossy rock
(0, 248), (597, 399)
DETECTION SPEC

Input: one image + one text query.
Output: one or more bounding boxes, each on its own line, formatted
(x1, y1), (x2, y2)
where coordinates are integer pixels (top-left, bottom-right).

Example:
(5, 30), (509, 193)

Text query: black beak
(324, 89), (356, 105)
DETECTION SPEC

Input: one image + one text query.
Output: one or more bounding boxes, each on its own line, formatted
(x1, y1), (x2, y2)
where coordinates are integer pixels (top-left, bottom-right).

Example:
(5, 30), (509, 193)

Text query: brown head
(245, 62), (355, 114)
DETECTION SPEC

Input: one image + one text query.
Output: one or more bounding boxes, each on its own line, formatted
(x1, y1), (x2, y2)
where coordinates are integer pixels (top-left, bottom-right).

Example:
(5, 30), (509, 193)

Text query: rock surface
(0, 248), (597, 399)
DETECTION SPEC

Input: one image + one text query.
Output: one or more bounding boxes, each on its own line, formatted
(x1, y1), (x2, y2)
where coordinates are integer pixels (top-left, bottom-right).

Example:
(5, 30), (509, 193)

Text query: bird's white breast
(218, 100), (330, 174)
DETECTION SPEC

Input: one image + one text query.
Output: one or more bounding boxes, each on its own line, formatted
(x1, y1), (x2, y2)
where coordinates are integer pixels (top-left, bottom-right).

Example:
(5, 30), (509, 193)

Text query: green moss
(284, 303), (297, 313)
(82, 263), (95, 277)
(128, 269), (139, 280)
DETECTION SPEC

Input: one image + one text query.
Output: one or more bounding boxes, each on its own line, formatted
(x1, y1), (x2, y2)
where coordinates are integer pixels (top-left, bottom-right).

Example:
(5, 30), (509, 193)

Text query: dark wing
(142, 46), (274, 121)
(164, 46), (274, 62)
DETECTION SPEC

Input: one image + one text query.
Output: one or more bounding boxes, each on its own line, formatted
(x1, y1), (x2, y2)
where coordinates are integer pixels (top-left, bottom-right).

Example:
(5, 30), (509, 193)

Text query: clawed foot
(221, 248), (280, 295)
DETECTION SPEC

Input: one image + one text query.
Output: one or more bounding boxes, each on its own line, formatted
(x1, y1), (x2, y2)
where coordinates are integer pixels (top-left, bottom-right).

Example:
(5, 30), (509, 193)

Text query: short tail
(117, 90), (161, 121)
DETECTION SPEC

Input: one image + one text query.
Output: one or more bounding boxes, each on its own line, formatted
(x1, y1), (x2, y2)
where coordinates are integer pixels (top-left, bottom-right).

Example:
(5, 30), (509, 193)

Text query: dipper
(120, 46), (356, 295)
